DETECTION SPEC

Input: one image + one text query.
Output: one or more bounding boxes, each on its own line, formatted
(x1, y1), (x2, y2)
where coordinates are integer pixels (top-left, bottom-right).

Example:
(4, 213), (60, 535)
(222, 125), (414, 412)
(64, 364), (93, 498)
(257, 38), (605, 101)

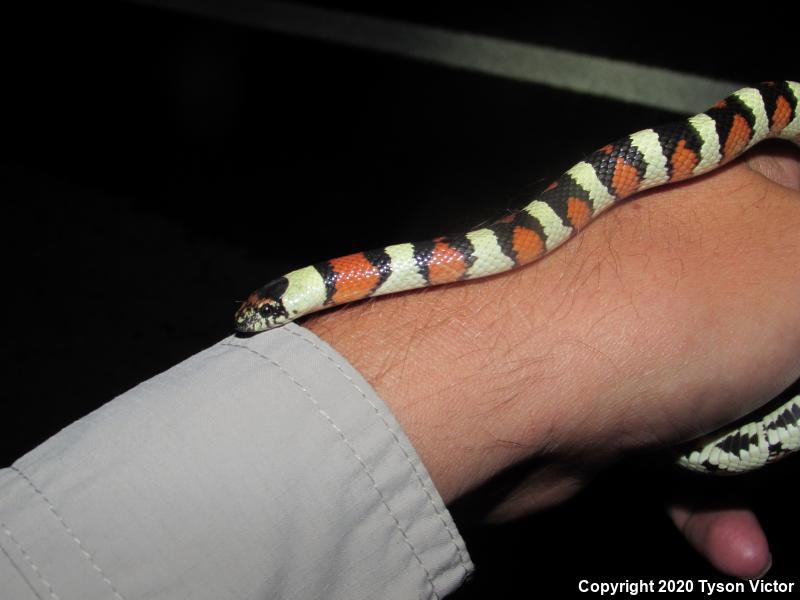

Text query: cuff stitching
(287, 326), (471, 573)
(221, 341), (441, 600)
(1, 518), (59, 600)
(10, 467), (126, 600)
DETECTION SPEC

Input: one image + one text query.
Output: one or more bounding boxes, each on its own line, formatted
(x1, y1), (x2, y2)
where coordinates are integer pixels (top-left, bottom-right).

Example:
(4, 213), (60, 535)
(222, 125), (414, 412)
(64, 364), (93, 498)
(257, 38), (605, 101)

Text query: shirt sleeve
(0, 323), (473, 600)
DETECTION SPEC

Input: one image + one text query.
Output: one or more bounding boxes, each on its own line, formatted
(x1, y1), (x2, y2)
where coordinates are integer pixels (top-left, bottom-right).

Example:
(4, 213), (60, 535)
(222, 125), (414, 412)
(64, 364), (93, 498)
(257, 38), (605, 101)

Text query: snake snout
(234, 304), (267, 333)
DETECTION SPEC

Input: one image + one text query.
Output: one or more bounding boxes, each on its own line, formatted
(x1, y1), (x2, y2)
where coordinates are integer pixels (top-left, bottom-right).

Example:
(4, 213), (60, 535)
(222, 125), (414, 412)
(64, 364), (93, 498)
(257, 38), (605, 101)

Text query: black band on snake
(236, 81), (800, 473)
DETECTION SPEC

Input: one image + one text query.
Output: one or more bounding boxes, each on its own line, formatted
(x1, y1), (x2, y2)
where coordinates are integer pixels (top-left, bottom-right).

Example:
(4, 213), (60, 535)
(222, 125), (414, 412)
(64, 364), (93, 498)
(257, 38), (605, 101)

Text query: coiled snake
(235, 80), (800, 474)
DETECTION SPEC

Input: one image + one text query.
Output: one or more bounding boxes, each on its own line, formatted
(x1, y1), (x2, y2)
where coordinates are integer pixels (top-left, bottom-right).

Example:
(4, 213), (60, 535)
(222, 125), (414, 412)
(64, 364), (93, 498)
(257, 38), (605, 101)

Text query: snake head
(235, 277), (290, 332)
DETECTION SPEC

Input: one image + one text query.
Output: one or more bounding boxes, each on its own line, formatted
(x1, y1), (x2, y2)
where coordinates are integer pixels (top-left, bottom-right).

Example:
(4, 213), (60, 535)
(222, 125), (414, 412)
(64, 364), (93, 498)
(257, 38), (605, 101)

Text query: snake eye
(259, 304), (273, 318)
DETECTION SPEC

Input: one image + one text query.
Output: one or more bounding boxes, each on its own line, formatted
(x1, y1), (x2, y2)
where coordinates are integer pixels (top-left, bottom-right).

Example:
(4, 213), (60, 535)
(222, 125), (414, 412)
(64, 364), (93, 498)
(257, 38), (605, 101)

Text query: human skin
(306, 144), (800, 579)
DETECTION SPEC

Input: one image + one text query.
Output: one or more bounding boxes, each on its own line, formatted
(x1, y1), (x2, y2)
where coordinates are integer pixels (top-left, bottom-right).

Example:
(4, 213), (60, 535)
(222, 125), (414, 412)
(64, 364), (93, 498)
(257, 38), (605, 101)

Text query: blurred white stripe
(130, 0), (744, 114)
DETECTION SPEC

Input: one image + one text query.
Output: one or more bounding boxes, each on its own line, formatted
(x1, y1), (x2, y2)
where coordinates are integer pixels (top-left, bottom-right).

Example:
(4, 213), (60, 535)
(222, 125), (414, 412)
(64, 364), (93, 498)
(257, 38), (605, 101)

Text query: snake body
(236, 80), (800, 473)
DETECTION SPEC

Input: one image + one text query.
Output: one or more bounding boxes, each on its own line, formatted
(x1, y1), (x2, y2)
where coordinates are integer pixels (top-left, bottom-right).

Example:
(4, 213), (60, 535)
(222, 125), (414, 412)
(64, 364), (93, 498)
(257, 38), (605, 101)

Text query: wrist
(305, 264), (595, 504)
(305, 153), (800, 510)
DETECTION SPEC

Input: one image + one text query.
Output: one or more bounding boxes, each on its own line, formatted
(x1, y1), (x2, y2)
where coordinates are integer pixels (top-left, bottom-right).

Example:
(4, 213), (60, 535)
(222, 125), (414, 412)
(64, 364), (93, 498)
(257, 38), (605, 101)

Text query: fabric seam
(10, 467), (126, 600)
(1, 518), (57, 599)
(287, 326), (471, 572)
(221, 340), (441, 599)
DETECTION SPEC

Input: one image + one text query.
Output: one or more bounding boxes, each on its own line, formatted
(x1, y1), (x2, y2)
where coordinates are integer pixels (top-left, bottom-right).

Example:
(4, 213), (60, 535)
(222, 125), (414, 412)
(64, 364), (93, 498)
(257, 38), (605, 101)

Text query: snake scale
(236, 80), (800, 474)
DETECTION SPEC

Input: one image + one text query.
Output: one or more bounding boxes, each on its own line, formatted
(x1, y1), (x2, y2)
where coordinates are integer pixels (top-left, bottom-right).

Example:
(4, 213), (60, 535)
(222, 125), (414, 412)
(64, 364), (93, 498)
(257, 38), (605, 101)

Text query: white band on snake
(236, 81), (800, 474)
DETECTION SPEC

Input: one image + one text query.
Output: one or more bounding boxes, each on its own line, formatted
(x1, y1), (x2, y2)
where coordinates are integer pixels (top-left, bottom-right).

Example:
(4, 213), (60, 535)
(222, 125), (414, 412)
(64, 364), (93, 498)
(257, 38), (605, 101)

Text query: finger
(667, 502), (771, 580)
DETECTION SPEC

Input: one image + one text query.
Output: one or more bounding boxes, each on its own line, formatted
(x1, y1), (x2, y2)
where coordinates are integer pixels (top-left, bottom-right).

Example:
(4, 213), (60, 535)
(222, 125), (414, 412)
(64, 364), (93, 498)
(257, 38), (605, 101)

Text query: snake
(235, 80), (800, 474)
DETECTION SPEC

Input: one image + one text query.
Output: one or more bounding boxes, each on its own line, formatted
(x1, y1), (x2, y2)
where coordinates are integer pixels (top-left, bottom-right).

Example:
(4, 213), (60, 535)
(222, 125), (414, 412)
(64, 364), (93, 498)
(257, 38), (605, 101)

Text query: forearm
(307, 154), (800, 508)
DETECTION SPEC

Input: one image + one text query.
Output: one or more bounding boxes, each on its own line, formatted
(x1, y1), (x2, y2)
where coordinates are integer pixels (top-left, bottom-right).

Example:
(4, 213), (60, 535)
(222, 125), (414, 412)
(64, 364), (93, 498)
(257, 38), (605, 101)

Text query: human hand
(306, 143), (800, 579)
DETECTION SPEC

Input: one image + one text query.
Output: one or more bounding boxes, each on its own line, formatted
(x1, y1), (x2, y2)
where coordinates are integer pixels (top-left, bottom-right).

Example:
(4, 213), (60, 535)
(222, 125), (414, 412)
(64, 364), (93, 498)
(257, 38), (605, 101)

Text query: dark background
(4, 1), (798, 596)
